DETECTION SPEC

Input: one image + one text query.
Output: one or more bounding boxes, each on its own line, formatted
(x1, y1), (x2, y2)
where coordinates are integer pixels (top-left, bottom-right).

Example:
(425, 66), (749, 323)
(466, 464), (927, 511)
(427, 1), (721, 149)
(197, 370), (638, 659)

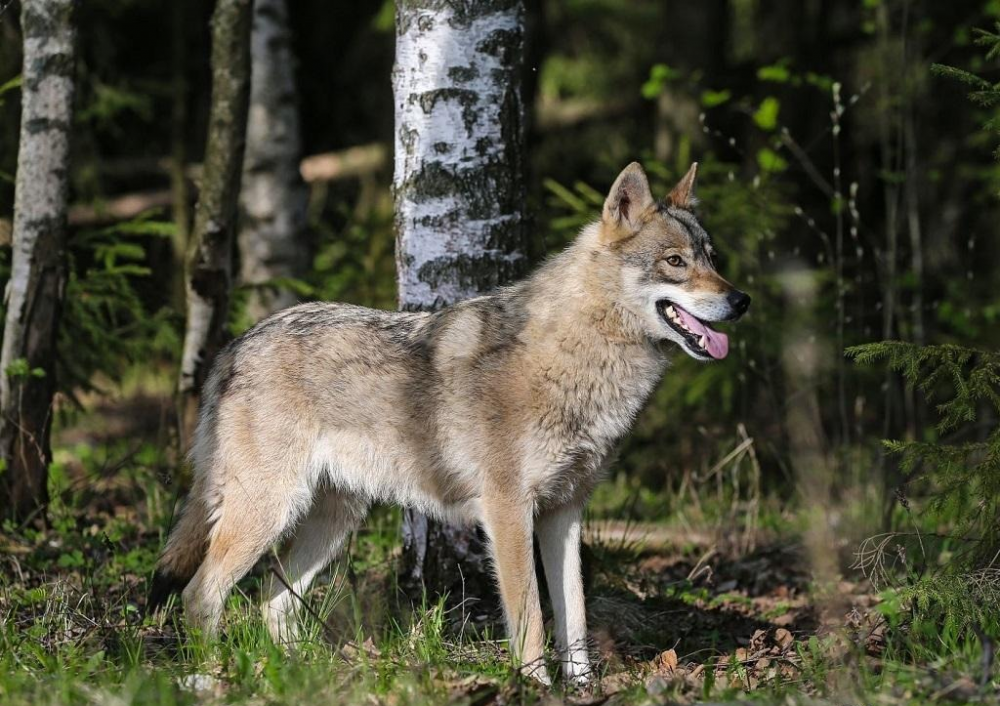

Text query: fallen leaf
(772, 612), (795, 627)
(774, 628), (794, 650)
(655, 648), (678, 672)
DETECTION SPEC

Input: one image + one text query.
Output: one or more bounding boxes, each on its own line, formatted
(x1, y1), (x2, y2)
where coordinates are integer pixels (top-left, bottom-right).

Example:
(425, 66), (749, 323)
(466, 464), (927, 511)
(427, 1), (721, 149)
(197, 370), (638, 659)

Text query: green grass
(1, 419), (998, 704)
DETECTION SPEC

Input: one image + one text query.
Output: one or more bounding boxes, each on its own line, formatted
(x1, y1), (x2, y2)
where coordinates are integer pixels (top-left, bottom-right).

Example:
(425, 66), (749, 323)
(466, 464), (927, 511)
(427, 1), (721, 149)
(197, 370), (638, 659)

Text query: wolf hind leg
(262, 487), (367, 645)
(181, 471), (310, 636)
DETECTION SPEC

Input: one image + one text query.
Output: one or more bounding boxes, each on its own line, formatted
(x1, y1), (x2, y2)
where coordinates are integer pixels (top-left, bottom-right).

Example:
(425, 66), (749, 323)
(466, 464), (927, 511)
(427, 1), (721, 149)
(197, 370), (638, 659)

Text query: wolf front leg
(481, 495), (551, 685)
(537, 502), (591, 685)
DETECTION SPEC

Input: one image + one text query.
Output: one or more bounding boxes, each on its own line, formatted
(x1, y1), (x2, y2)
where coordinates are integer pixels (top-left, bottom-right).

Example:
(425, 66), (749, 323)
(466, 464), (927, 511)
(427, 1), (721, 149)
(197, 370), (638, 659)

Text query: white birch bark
(0, 0), (76, 519)
(393, 0), (529, 595)
(238, 0), (308, 322)
(393, 0), (529, 311)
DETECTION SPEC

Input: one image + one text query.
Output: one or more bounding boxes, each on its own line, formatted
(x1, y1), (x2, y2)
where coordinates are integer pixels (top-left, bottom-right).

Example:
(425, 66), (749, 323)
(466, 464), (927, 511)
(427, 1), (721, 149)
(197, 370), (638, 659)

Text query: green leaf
(756, 147), (788, 173)
(543, 178), (589, 213)
(757, 64), (791, 83)
(641, 63), (681, 100)
(0, 75), (21, 108)
(4, 358), (45, 379)
(700, 89), (731, 108)
(753, 97), (781, 131)
(371, 0), (394, 33)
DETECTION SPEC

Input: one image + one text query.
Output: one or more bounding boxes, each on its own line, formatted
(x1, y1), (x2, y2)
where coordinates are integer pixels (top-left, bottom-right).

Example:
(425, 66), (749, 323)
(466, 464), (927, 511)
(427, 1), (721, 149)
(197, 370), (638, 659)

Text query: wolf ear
(601, 162), (654, 243)
(666, 162), (698, 209)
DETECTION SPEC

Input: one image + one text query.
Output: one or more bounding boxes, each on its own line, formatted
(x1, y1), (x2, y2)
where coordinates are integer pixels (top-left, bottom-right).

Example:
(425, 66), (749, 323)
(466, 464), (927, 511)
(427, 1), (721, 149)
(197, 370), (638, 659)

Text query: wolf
(149, 162), (750, 685)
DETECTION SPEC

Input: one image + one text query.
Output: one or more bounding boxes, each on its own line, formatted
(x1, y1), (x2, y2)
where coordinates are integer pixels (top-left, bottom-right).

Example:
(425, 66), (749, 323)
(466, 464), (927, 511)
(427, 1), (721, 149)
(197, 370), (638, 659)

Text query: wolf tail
(147, 496), (209, 612)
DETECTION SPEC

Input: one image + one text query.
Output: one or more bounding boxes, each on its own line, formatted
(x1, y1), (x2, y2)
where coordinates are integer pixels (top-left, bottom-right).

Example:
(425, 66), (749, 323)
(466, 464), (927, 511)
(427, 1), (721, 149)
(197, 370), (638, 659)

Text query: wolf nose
(728, 290), (751, 317)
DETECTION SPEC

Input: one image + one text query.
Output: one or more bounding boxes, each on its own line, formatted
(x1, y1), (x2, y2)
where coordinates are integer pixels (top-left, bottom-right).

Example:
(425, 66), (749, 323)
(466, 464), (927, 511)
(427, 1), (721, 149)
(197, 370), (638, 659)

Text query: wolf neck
(512, 222), (668, 392)
(494, 223), (667, 461)
(522, 222), (653, 347)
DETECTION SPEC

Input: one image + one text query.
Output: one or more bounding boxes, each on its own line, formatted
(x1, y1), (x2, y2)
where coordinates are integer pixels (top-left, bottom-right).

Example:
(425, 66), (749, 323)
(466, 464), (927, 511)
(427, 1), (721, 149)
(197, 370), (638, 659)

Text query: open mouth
(656, 301), (729, 360)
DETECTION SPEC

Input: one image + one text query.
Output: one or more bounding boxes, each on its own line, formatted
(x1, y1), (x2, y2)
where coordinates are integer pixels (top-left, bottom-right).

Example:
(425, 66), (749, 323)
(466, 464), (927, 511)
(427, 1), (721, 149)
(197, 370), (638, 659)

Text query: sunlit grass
(1, 434), (996, 705)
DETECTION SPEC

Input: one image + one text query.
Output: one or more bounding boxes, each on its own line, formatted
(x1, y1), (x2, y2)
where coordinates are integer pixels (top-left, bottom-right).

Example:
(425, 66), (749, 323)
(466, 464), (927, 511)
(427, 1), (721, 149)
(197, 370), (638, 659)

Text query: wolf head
(599, 162), (750, 361)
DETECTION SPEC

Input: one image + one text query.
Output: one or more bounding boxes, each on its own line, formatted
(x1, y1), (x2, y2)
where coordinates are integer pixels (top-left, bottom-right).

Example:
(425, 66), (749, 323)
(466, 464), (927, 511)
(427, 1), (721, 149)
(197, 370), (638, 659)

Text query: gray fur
(153, 162), (749, 686)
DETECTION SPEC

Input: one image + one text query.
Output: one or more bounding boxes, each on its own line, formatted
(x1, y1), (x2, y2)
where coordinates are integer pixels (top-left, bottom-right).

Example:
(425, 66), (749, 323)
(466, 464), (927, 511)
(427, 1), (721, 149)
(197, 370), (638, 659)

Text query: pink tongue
(675, 305), (729, 359)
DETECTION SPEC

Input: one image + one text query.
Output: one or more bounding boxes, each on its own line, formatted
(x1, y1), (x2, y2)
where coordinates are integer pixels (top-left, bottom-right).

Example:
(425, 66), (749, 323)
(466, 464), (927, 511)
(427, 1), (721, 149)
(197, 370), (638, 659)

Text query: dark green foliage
(847, 343), (1000, 651)
(932, 23), (1000, 160)
(60, 214), (179, 400)
(847, 21), (1000, 603)
(848, 342), (1000, 569)
(309, 198), (397, 311)
(0, 212), (180, 405)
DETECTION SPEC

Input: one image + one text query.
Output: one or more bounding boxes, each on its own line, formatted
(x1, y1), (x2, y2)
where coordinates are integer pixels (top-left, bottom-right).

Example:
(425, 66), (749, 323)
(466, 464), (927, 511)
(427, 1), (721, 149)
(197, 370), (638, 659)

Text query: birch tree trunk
(238, 0), (309, 322)
(393, 0), (530, 601)
(178, 0), (253, 444)
(0, 0), (76, 522)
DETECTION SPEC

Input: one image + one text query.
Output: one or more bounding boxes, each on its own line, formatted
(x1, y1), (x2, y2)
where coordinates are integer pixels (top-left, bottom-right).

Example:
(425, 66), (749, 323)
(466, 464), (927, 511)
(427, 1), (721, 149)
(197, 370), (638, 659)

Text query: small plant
(57, 212), (180, 401)
(848, 25), (1000, 638)
(848, 342), (1000, 630)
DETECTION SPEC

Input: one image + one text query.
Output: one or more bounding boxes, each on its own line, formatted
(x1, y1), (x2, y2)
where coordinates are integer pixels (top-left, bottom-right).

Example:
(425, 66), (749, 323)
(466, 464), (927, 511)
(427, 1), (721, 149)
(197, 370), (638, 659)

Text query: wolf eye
(665, 255), (685, 267)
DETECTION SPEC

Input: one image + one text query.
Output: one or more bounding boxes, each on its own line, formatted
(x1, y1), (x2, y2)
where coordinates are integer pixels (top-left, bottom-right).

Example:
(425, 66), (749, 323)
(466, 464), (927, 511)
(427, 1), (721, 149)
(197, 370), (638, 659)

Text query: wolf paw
(561, 660), (593, 689)
(520, 661), (552, 687)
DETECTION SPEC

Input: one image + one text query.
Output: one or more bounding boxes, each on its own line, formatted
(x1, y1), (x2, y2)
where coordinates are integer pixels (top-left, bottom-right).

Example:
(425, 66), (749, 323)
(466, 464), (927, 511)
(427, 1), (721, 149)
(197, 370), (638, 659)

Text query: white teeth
(699, 335), (707, 348)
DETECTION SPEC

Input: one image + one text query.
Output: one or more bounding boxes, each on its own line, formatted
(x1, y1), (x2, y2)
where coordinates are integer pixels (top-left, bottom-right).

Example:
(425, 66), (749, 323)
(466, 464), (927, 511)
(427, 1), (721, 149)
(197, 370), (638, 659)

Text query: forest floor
(0, 392), (992, 705)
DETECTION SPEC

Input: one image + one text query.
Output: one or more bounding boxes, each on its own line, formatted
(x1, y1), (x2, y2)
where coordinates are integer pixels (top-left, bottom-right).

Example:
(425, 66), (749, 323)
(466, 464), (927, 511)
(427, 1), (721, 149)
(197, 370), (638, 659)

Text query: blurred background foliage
(1, 0), (1000, 626)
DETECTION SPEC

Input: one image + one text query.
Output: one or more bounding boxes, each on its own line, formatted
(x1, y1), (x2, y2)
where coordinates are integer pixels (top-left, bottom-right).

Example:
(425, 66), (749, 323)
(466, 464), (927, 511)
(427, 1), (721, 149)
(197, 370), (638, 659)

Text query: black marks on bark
(412, 87), (479, 135)
(397, 0), (522, 33)
(416, 253), (524, 294)
(476, 28), (520, 62)
(448, 65), (479, 83)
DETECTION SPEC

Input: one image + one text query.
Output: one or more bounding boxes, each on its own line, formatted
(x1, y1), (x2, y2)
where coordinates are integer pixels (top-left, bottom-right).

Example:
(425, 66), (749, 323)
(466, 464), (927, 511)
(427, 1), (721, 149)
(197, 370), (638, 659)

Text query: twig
(268, 567), (337, 644)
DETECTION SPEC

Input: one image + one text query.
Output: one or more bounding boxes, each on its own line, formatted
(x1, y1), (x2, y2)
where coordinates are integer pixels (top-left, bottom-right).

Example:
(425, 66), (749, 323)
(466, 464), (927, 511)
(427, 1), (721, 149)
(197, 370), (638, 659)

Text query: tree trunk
(169, 0), (192, 312)
(238, 0), (309, 322)
(177, 0), (253, 445)
(393, 0), (530, 603)
(0, 0), (77, 523)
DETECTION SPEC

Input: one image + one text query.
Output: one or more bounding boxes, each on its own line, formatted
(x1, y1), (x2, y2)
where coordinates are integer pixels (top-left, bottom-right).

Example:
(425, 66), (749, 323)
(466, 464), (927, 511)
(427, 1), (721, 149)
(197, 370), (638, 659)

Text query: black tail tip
(147, 569), (187, 614)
